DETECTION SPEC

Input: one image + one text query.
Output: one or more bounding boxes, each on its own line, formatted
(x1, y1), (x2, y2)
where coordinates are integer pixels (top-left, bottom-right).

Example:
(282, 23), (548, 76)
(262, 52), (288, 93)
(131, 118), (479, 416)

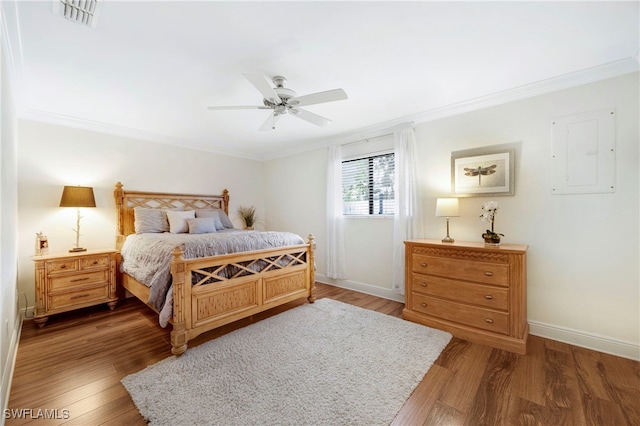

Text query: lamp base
(441, 236), (455, 243)
(69, 247), (87, 252)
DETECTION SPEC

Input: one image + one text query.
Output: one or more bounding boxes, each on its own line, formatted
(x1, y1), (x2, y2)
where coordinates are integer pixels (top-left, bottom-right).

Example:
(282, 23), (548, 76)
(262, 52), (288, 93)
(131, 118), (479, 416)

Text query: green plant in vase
(237, 205), (258, 230)
(479, 201), (504, 245)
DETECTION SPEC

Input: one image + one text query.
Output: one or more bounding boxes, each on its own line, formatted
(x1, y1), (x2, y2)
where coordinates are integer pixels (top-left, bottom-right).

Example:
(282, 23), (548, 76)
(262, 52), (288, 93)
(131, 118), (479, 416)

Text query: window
(342, 152), (395, 215)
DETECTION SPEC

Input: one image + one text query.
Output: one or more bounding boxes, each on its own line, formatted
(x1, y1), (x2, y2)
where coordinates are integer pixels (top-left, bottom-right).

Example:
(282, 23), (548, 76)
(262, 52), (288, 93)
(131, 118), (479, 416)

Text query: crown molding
(407, 57), (640, 126)
(19, 108), (261, 161)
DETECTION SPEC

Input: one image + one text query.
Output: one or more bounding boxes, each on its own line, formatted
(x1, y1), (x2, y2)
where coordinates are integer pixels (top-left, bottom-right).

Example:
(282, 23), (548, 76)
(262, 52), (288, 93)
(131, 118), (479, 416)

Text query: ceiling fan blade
(291, 108), (332, 127)
(258, 112), (282, 131)
(288, 88), (347, 107)
(243, 73), (282, 104)
(207, 105), (271, 110)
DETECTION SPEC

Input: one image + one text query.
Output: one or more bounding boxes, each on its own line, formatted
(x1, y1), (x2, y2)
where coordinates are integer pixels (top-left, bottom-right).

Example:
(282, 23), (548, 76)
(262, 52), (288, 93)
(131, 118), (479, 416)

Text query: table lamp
(59, 185), (96, 252)
(435, 198), (459, 243)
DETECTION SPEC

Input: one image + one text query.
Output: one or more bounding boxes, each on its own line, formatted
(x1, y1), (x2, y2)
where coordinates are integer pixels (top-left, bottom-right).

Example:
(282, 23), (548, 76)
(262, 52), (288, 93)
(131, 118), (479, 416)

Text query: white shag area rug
(121, 298), (452, 426)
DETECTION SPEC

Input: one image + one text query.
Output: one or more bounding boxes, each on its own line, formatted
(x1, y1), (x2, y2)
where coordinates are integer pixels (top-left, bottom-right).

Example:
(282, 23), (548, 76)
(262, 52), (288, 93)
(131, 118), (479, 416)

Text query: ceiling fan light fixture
(274, 87), (296, 100)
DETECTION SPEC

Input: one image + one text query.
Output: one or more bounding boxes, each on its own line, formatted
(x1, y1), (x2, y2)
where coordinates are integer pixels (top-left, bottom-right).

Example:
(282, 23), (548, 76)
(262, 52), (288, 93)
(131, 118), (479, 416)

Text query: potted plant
(479, 201), (504, 245)
(237, 205), (258, 230)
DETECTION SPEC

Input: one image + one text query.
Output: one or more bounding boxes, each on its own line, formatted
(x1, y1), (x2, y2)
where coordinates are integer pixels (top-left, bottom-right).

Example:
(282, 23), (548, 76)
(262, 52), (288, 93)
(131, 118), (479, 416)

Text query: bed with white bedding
(114, 182), (316, 355)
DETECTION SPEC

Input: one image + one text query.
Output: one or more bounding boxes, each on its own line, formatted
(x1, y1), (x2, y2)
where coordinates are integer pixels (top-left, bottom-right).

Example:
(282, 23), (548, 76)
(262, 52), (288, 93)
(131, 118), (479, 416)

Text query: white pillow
(166, 210), (196, 234)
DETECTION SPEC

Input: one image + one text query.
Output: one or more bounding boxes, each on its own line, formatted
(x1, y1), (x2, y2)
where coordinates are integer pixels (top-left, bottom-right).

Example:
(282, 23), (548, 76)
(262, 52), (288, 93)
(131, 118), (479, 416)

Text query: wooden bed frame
(114, 182), (316, 355)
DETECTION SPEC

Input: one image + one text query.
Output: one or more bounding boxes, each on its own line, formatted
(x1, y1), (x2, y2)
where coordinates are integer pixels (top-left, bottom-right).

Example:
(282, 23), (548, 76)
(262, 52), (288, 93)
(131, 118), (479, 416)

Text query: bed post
(222, 189), (230, 214)
(307, 234), (316, 303)
(114, 182), (125, 251)
(170, 246), (188, 356)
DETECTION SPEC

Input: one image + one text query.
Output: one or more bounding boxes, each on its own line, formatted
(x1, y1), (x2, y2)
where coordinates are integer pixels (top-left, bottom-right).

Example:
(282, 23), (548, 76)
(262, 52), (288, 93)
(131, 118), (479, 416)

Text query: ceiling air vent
(53, 0), (100, 28)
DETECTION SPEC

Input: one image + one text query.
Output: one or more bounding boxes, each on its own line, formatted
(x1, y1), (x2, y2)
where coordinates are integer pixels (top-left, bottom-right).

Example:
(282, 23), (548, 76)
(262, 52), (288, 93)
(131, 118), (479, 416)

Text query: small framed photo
(451, 145), (515, 197)
(35, 232), (49, 256)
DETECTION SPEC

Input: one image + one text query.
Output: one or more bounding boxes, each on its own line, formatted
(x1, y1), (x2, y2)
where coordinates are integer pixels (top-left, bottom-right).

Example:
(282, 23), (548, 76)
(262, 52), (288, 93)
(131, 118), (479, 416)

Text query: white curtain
(326, 145), (347, 279)
(392, 128), (424, 294)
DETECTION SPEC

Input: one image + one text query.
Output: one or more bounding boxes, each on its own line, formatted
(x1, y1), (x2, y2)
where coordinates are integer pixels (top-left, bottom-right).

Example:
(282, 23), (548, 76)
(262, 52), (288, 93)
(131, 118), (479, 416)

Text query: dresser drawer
(80, 254), (111, 270)
(412, 254), (509, 287)
(48, 285), (110, 311)
(411, 293), (509, 335)
(49, 270), (109, 292)
(411, 273), (508, 310)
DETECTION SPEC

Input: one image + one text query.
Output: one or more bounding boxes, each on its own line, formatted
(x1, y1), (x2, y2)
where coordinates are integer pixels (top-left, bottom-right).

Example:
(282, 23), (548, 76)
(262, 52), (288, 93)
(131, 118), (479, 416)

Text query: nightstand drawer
(48, 285), (110, 311)
(411, 273), (508, 310)
(47, 259), (79, 275)
(80, 254), (111, 270)
(411, 293), (509, 335)
(412, 254), (509, 287)
(49, 270), (109, 292)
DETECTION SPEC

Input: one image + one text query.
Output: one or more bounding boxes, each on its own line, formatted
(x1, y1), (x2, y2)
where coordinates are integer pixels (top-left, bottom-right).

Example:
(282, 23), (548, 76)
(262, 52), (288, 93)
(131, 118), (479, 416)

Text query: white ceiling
(3, 1), (639, 160)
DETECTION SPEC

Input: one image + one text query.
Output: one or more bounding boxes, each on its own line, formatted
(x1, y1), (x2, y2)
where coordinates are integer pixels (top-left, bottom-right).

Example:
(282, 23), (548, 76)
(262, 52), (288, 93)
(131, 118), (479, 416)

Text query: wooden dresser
(33, 249), (118, 327)
(403, 239), (528, 354)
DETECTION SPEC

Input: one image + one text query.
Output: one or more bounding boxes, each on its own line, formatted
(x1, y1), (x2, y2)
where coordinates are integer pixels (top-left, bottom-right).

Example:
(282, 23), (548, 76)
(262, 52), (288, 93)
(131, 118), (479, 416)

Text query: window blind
(342, 152), (395, 215)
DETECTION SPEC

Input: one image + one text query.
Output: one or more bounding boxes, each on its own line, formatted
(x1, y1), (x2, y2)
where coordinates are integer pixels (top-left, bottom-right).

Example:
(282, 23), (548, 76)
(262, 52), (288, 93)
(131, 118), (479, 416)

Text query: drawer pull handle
(420, 303), (427, 308)
(92, 261), (98, 265)
(485, 318), (494, 324)
(484, 271), (494, 276)
(420, 262), (428, 268)
(484, 295), (494, 300)
(419, 282), (427, 287)
(60, 265), (66, 269)
(70, 293), (90, 300)
(70, 277), (90, 283)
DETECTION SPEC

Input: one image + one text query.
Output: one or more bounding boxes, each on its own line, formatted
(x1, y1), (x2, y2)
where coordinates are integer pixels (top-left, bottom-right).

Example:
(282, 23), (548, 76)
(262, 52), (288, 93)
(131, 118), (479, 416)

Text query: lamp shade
(59, 186), (96, 208)
(435, 198), (459, 217)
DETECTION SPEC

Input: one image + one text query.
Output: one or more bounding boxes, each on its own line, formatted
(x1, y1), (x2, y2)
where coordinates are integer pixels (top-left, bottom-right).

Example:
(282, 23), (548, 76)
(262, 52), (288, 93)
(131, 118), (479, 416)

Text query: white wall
(265, 73), (640, 359)
(16, 120), (266, 308)
(1, 26), (20, 419)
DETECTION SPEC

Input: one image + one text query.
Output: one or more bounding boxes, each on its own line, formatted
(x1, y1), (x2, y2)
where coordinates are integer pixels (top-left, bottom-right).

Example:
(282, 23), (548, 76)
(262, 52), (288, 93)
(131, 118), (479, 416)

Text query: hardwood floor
(7, 283), (639, 425)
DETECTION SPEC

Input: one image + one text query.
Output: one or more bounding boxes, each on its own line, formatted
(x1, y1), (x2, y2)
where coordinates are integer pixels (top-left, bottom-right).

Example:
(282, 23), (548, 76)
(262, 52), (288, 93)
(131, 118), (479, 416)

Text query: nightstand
(32, 249), (118, 327)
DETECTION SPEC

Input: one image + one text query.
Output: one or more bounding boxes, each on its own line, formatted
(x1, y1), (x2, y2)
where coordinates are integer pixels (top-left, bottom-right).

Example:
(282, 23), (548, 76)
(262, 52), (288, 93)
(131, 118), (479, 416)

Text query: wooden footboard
(169, 236), (315, 355)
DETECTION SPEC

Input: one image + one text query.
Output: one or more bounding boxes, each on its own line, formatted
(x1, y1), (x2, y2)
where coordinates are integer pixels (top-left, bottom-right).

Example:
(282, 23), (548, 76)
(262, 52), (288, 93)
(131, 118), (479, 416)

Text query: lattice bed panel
(191, 250), (308, 286)
(125, 196), (226, 211)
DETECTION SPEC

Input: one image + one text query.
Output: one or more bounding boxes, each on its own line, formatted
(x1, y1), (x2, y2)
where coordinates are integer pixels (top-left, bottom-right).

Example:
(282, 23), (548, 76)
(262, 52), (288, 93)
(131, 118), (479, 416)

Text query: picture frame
(451, 145), (515, 197)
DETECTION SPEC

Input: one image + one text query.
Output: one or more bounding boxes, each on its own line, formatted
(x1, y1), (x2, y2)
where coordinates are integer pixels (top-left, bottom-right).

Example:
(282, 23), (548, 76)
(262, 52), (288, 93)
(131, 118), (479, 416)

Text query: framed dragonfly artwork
(451, 145), (516, 197)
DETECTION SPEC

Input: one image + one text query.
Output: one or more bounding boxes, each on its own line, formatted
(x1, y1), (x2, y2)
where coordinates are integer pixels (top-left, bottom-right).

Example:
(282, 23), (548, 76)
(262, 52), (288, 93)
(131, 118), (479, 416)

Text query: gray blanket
(120, 229), (305, 326)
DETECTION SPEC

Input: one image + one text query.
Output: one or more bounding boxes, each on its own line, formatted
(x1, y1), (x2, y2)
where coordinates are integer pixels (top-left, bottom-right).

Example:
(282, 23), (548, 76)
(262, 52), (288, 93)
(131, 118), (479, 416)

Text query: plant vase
(482, 232), (501, 246)
(479, 201), (504, 246)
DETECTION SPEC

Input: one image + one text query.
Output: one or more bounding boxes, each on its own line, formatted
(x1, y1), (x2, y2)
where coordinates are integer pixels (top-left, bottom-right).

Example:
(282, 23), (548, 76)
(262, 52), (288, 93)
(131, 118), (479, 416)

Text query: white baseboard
(1, 313), (23, 426)
(527, 321), (639, 361)
(315, 274), (405, 303)
(315, 278), (639, 361)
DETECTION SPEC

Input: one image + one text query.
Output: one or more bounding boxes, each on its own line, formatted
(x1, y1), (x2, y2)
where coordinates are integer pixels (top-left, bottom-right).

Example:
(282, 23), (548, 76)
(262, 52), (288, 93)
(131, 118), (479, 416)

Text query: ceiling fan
(207, 73), (348, 131)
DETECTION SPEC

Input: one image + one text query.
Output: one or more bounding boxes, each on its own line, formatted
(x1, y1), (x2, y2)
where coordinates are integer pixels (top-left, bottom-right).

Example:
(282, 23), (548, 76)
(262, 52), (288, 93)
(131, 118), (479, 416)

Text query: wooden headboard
(114, 182), (229, 249)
